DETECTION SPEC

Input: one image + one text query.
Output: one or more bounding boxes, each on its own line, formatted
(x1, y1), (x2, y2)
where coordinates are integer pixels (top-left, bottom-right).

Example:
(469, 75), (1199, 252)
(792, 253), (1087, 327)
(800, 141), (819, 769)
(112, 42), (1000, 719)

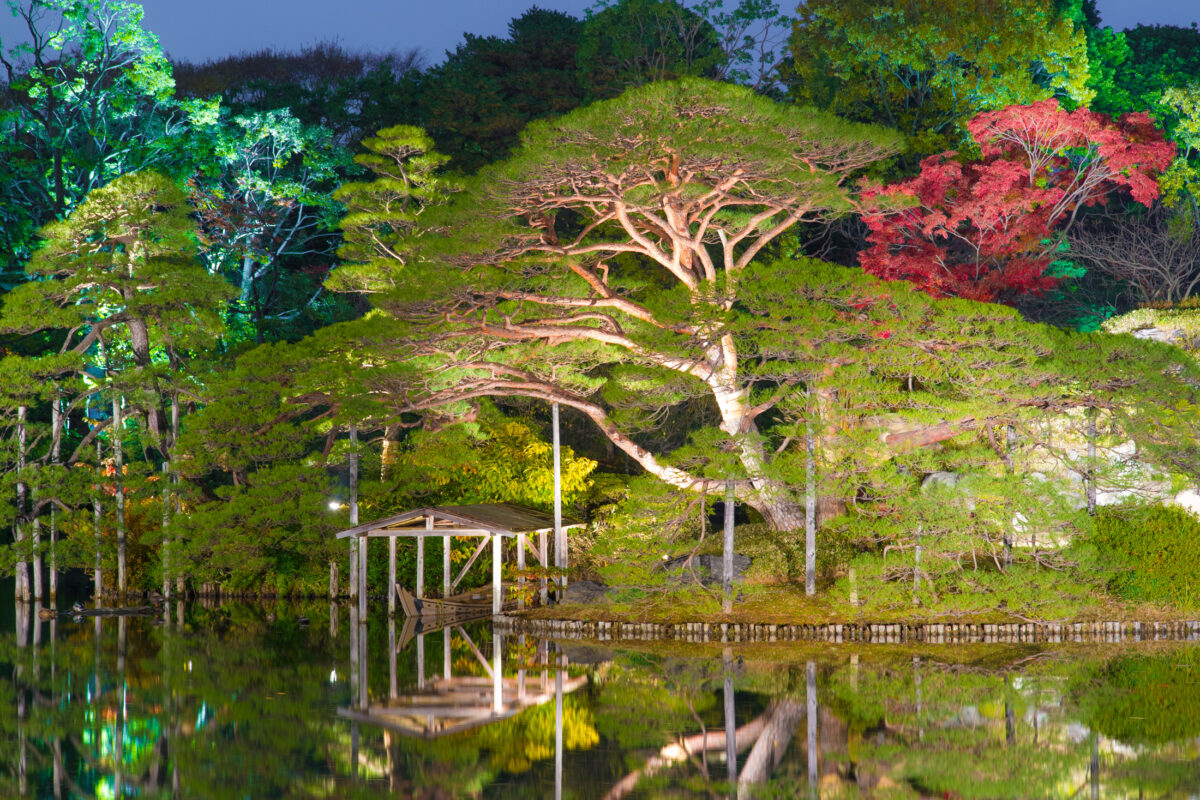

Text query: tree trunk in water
(113, 397), (126, 597)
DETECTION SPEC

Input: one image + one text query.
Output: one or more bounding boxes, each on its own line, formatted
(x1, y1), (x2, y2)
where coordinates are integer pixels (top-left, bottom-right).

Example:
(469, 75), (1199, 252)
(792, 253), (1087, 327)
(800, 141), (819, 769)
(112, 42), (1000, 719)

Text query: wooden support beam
(388, 535), (396, 617)
(443, 531), (451, 598)
(456, 625), (492, 678)
(517, 533), (526, 611)
(444, 626), (452, 680)
(417, 633), (426, 691)
(452, 536), (491, 591)
(492, 631), (503, 715)
(539, 531), (548, 606)
(492, 534), (502, 616)
(418, 517), (428, 600)
(358, 534), (367, 623)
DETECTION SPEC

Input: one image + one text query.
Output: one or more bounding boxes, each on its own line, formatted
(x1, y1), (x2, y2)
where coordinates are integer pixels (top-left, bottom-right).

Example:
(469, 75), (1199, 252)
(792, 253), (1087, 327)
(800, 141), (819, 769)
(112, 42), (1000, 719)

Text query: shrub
(1091, 503), (1200, 609)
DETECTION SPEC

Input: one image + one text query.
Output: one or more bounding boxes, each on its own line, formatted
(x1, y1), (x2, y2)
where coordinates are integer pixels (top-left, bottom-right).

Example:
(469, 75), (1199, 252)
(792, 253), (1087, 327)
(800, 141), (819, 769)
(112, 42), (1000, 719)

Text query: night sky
(0, 0), (1195, 65)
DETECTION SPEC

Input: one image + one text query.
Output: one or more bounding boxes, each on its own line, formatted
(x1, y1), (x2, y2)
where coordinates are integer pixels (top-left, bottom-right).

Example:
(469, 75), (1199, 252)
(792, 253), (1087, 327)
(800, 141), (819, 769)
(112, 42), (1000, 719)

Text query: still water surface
(3, 593), (1199, 798)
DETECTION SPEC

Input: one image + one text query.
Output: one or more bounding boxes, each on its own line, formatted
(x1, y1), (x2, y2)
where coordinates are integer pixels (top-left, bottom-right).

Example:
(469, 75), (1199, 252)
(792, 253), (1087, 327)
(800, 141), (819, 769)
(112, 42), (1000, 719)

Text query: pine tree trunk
(113, 397), (126, 597)
(14, 405), (29, 602)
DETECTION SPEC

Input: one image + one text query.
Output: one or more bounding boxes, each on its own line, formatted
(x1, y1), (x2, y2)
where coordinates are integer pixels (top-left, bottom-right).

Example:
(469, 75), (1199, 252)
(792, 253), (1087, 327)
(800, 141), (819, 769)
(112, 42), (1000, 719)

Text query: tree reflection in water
(2, 597), (1199, 798)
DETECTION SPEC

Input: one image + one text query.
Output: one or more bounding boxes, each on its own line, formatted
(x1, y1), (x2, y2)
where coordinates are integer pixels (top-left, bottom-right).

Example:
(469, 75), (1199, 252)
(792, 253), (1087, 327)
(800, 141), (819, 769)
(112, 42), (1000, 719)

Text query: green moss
(1091, 503), (1200, 609)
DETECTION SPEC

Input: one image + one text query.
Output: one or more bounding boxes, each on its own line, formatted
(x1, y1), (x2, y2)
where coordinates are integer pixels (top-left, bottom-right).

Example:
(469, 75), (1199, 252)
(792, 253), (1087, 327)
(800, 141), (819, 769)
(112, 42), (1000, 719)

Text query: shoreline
(496, 614), (1200, 644)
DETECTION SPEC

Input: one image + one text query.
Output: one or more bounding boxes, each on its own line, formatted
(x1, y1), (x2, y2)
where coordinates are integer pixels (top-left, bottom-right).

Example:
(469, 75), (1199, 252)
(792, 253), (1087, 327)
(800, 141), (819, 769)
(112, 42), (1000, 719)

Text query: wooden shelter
(335, 503), (584, 620)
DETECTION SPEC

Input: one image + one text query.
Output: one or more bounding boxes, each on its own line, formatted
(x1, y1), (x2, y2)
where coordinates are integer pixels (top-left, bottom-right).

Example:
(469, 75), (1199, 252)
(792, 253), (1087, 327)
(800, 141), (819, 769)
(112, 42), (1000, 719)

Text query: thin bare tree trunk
(15, 405), (29, 602)
(113, 397), (126, 596)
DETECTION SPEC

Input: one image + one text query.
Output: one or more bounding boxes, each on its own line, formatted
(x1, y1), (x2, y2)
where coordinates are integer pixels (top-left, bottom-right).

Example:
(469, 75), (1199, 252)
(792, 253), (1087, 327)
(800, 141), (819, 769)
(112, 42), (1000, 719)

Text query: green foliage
(0, 0), (184, 270)
(1090, 503), (1200, 608)
(786, 0), (1093, 165)
(329, 124), (458, 294)
(420, 8), (588, 171)
(1071, 649), (1200, 745)
(365, 403), (598, 516)
(171, 462), (338, 593)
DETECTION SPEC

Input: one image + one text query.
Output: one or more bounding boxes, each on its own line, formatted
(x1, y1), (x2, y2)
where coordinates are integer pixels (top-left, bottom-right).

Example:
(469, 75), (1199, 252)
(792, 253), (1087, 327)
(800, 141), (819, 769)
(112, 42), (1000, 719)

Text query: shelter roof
(334, 502), (584, 539)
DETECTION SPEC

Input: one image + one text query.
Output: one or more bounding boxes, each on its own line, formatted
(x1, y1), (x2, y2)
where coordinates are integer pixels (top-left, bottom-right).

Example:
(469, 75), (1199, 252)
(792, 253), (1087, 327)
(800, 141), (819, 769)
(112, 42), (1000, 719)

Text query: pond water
(3, 591), (1199, 798)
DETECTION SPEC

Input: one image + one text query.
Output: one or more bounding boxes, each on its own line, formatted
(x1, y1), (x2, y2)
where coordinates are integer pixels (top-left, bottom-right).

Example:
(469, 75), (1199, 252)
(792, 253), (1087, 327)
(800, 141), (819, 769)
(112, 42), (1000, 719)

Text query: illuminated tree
(330, 79), (903, 530)
(859, 101), (1175, 302)
(0, 0), (185, 267)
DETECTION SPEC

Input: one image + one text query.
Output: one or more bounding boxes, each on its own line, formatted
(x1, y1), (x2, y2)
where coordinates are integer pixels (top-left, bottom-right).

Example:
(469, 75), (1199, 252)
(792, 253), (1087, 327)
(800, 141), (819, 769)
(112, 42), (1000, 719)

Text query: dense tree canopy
(786, 0), (1093, 165)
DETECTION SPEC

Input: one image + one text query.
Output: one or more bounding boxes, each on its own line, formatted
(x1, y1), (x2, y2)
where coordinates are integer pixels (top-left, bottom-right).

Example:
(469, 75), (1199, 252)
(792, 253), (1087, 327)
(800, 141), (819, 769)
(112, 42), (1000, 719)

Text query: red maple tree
(859, 100), (1175, 302)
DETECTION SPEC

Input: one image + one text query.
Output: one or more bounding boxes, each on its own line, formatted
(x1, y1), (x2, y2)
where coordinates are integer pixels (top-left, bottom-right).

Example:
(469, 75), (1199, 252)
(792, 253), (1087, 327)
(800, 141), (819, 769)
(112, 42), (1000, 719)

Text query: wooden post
(417, 633), (426, 690)
(330, 561), (338, 600)
(492, 534), (502, 616)
(388, 617), (397, 700)
(388, 535), (397, 617)
(444, 626), (452, 680)
(443, 530), (451, 599)
(539, 531), (548, 606)
(418, 517), (428, 600)
(552, 402), (565, 594)
(723, 480), (735, 614)
(517, 532), (526, 611)
(358, 534), (367, 623)
(493, 631), (503, 715)
(113, 397), (126, 597)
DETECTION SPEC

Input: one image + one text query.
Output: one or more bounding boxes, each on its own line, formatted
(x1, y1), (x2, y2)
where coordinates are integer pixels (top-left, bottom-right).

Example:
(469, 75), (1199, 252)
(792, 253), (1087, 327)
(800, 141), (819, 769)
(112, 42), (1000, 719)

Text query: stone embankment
(495, 616), (1200, 644)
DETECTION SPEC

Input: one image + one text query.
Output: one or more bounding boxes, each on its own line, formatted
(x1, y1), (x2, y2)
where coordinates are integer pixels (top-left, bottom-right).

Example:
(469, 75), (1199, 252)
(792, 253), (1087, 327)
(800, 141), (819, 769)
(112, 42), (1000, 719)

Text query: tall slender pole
(358, 534), (367, 623)
(172, 397), (183, 596)
(162, 461), (171, 598)
(349, 424), (359, 524)
(31, 488), (42, 603)
(113, 397), (126, 597)
(388, 534), (397, 616)
(805, 412), (816, 597)
(807, 660), (818, 792)
(552, 403), (564, 594)
(554, 650), (565, 800)
(492, 534), (502, 616)
(723, 647), (737, 784)
(93, 440), (103, 602)
(443, 531), (451, 599)
(15, 405), (29, 602)
(723, 480), (735, 614)
(1086, 409), (1097, 516)
(49, 399), (61, 603)
(417, 517), (427, 599)
(348, 424), (359, 604)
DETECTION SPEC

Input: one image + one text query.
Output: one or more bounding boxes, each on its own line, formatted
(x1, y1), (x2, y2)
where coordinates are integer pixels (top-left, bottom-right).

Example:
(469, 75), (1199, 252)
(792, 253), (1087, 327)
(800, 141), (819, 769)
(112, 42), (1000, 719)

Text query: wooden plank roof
(334, 502), (584, 539)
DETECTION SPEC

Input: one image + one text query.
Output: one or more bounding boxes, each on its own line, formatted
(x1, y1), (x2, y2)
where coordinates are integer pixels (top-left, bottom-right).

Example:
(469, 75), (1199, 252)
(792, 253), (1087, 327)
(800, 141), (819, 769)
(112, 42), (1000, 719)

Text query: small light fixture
(329, 669), (338, 683)
(328, 500), (342, 511)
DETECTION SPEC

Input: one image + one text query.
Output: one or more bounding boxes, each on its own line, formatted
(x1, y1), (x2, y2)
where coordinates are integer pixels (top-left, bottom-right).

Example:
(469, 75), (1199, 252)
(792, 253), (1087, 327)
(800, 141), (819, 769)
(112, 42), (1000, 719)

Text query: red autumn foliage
(859, 100), (1176, 302)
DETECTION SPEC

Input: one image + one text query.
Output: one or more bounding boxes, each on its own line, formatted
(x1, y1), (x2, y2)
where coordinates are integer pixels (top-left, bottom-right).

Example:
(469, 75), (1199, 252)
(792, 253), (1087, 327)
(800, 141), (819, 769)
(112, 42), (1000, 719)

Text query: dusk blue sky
(0, 1), (1196, 65)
